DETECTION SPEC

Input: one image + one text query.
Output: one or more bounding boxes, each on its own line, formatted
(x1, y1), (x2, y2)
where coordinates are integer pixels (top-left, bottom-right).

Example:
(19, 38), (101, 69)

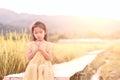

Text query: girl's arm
(27, 43), (38, 60)
(27, 49), (36, 60)
(39, 48), (52, 61)
(38, 43), (52, 61)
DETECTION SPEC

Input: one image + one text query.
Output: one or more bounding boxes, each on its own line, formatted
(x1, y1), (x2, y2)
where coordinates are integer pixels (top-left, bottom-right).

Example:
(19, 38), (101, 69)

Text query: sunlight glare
(0, 0), (120, 20)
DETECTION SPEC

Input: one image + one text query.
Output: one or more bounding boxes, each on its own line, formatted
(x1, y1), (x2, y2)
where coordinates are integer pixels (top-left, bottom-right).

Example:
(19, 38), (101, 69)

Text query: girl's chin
(37, 39), (44, 41)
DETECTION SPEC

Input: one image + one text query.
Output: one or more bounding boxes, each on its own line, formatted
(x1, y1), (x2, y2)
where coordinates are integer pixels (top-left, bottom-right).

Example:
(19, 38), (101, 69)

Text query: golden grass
(52, 42), (110, 63)
(0, 33), (119, 80)
(80, 41), (120, 80)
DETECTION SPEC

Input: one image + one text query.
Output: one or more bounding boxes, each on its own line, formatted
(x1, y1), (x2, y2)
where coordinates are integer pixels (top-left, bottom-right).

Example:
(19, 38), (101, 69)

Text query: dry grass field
(0, 33), (120, 80)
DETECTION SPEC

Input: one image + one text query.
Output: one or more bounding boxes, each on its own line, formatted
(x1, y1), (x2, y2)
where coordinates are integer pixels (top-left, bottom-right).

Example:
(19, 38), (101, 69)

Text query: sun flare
(0, 0), (120, 20)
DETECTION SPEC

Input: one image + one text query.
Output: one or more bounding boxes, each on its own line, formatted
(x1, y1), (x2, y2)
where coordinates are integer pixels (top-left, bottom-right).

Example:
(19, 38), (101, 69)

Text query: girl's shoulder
(45, 41), (53, 46)
(44, 41), (53, 49)
(27, 41), (35, 45)
(27, 41), (36, 48)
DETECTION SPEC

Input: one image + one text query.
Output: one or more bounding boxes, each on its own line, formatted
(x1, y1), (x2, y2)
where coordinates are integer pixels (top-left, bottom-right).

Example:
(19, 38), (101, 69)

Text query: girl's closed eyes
(33, 27), (46, 41)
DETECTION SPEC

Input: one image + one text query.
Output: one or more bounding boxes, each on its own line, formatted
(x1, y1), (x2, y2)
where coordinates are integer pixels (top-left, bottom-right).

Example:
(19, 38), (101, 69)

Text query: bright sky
(0, 0), (120, 20)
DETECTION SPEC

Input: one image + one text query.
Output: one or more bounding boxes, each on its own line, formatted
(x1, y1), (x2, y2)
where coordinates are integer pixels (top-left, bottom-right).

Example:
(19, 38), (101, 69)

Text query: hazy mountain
(0, 8), (120, 39)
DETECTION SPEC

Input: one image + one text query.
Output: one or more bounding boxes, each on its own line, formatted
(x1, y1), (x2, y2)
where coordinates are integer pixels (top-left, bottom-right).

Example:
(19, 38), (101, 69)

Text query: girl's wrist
(32, 49), (38, 55)
(38, 49), (44, 53)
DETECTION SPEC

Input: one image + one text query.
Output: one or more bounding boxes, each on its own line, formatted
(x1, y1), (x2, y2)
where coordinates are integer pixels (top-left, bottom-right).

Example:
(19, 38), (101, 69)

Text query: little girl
(23, 21), (54, 80)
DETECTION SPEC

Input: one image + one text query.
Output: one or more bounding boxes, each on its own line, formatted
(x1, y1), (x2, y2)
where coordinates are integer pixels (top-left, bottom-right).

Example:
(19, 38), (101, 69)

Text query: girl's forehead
(34, 27), (44, 30)
(33, 27), (45, 32)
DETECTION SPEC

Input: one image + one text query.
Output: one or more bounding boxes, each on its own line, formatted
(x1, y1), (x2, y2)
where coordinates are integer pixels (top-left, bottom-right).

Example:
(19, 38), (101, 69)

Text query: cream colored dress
(23, 42), (54, 80)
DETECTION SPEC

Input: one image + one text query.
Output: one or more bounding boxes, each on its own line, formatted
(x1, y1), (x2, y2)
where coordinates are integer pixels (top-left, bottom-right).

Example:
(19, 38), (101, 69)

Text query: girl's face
(33, 27), (46, 41)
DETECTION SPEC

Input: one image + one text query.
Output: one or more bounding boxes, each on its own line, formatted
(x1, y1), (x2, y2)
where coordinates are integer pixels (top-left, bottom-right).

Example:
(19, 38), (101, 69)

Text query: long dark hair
(30, 21), (47, 41)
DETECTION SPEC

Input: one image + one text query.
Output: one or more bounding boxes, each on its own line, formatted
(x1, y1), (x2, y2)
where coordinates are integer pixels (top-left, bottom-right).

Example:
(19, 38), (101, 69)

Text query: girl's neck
(36, 40), (45, 42)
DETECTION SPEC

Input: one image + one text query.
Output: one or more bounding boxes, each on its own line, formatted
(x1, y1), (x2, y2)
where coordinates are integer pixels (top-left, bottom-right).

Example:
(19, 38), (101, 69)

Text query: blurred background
(0, 0), (120, 80)
(0, 0), (120, 41)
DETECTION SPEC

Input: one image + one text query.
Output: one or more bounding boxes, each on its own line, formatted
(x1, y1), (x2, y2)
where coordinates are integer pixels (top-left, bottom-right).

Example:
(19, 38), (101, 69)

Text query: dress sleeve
(27, 41), (37, 51)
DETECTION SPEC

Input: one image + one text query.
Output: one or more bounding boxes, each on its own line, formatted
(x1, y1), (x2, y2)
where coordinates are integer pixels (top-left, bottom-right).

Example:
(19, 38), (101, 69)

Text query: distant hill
(0, 8), (120, 39)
